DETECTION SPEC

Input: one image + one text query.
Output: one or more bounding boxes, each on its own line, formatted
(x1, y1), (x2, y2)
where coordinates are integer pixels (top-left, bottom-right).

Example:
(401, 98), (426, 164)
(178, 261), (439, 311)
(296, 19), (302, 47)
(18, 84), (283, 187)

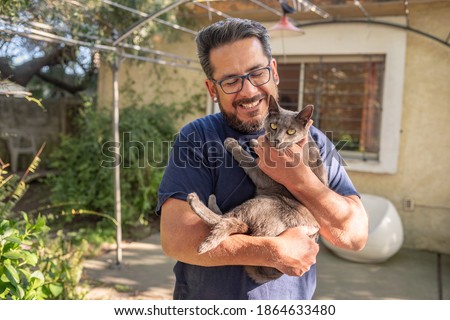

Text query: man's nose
(239, 77), (259, 97)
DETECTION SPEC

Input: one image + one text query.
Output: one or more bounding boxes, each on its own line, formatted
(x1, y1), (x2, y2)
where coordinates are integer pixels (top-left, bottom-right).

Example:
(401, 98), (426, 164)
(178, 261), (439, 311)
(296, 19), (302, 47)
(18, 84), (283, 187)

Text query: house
(97, 0), (450, 254)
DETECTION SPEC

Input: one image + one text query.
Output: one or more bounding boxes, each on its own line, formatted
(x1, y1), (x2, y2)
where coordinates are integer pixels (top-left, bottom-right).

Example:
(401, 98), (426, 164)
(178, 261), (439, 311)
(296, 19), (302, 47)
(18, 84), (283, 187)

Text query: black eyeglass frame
(211, 65), (272, 94)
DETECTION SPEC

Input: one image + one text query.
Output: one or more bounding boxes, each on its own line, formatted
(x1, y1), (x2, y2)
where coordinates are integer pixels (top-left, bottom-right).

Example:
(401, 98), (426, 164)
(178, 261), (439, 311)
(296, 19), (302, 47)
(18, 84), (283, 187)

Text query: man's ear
(205, 79), (217, 101)
(271, 58), (280, 85)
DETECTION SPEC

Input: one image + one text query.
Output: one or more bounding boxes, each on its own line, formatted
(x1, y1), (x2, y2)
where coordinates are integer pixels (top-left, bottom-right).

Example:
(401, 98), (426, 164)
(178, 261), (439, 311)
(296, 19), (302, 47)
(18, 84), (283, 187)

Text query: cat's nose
(273, 139), (280, 147)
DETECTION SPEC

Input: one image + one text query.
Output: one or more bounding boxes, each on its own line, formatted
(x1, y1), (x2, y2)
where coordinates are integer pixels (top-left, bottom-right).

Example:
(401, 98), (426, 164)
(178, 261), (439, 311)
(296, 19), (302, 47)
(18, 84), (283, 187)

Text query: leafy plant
(0, 152), (87, 299)
(46, 98), (186, 236)
(0, 212), (48, 299)
(38, 230), (88, 299)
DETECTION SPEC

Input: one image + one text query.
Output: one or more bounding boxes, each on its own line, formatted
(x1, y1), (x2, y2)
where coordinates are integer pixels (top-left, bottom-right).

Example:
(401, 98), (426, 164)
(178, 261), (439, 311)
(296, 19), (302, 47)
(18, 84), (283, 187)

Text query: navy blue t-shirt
(157, 112), (358, 300)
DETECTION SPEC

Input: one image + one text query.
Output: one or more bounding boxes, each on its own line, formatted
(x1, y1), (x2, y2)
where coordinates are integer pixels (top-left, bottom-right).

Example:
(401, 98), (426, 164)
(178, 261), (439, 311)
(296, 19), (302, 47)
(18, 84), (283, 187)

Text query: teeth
(240, 100), (259, 109)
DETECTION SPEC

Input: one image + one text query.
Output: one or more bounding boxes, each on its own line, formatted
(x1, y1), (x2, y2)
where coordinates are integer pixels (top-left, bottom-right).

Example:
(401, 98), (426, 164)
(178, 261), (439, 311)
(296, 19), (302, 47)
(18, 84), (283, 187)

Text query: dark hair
(195, 18), (272, 80)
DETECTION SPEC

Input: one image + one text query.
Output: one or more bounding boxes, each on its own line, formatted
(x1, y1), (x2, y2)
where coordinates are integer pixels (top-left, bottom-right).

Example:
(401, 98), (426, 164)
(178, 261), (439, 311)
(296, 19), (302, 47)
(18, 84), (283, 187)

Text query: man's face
(205, 37), (279, 133)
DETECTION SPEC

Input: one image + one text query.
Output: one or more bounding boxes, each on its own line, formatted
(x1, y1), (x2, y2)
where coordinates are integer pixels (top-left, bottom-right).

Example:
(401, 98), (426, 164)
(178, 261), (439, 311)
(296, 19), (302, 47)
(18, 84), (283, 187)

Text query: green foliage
(0, 214), (87, 299)
(47, 100), (182, 233)
(38, 230), (88, 299)
(1, 0), (200, 96)
(3, 0), (197, 48)
(47, 107), (113, 217)
(0, 0), (29, 16)
(0, 159), (87, 300)
(0, 213), (48, 299)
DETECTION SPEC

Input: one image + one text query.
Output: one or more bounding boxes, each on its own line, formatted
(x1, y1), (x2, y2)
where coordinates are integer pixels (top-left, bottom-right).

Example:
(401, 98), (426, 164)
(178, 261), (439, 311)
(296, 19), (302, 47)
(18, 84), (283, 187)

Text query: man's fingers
(297, 225), (320, 237)
(257, 135), (266, 144)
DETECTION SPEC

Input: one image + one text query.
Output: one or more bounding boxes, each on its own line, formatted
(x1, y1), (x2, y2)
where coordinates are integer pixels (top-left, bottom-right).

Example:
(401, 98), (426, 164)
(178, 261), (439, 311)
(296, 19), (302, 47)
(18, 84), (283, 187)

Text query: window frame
(277, 55), (385, 161)
(270, 19), (407, 174)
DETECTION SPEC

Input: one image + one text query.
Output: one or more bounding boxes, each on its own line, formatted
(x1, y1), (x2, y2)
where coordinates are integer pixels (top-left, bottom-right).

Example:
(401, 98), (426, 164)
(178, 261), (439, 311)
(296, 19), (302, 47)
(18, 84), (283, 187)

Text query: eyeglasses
(212, 66), (272, 94)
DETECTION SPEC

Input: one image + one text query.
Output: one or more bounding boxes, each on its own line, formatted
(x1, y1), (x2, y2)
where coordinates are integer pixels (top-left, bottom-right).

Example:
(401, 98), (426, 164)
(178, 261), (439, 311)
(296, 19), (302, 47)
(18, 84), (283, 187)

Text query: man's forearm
(160, 198), (277, 268)
(287, 168), (368, 250)
(160, 198), (319, 276)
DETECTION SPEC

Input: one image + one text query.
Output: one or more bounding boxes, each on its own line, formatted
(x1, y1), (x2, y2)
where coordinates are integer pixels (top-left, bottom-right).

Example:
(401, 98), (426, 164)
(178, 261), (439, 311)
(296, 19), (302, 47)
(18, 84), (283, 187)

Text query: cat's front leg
(224, 137), (273, 189)
(224, 138), (257, 168)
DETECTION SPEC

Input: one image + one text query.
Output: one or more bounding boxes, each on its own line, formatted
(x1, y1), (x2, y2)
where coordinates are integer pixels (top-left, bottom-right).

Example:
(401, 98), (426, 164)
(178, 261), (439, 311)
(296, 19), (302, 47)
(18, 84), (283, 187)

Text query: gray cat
(187, 95), (328, 284)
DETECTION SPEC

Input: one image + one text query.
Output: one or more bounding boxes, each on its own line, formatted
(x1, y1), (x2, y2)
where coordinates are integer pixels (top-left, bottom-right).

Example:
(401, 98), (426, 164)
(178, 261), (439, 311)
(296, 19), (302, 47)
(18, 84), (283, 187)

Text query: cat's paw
(249, 139), (259, 149)
(224, 137), (239, 152)
(186, 192), (198, 205)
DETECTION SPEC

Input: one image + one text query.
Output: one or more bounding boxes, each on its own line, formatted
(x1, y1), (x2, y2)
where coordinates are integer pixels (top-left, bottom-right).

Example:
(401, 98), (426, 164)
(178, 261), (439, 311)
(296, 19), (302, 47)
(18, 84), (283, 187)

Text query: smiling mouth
(234, 94), (267, 111)
(240, 100), (261, 110)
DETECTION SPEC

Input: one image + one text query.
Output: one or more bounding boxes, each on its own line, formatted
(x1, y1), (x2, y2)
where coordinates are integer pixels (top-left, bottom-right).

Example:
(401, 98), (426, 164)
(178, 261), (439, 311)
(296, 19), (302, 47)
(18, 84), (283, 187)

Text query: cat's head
(264, 95), (314, 150)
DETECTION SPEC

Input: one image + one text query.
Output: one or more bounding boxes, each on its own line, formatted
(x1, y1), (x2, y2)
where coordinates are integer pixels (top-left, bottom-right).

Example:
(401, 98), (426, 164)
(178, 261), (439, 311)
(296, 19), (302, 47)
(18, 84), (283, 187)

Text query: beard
(217, 93), (267, 134)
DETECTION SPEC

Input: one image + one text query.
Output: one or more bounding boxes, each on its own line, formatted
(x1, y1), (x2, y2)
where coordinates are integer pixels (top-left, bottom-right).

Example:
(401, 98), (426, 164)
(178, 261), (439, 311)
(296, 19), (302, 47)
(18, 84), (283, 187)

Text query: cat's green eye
(270, 123), (277, 130)
(287, 129), (296, 135)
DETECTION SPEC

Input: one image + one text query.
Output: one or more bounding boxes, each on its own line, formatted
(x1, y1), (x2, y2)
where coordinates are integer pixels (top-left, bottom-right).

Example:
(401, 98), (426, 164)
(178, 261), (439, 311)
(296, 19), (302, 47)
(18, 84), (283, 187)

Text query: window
(269, 21), (407, 174)
(277, 55), (385, 161)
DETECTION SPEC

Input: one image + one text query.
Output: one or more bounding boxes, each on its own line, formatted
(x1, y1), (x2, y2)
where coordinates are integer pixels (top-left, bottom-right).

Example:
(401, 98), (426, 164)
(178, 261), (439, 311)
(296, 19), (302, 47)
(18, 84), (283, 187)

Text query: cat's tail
(187, 192), (222, 226)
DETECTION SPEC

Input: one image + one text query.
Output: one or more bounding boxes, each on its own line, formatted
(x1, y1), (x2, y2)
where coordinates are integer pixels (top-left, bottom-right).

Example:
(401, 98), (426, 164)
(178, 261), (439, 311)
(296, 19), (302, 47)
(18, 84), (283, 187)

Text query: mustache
(232, 93), (267, 108)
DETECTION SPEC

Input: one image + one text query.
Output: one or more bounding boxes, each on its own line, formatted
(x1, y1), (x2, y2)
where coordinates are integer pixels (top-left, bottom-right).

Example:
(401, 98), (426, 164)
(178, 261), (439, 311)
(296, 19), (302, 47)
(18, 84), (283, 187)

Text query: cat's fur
(187, 95), (328, 284)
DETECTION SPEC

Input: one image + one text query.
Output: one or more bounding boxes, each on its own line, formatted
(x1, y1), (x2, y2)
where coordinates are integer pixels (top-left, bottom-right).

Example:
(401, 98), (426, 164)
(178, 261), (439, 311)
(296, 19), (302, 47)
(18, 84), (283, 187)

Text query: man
(157, 18), (368, 300)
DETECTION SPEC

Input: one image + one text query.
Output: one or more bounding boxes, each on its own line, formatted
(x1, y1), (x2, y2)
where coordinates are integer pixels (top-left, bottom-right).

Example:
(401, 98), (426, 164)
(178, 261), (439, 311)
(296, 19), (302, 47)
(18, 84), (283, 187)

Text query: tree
(0, 0), (197, 97)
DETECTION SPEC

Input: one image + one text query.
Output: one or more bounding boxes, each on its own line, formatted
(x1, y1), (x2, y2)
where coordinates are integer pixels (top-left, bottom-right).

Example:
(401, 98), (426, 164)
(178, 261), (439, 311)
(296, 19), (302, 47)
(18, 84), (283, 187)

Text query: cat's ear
(297, 105), (314, 124)
(268, 95), (280, 115)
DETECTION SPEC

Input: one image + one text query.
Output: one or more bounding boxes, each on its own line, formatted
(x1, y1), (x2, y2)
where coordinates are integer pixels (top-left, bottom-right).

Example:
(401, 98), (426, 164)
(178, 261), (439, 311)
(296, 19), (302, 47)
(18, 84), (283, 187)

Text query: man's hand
(270, 226), (319, 277)
(162, 199), (319, 271)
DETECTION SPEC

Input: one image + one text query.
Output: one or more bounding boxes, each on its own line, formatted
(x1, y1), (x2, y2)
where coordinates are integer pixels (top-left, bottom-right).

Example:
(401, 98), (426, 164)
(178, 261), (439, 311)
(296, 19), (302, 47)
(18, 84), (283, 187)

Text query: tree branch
(36, 72), (87, 95)
(0, 45), (76, 86)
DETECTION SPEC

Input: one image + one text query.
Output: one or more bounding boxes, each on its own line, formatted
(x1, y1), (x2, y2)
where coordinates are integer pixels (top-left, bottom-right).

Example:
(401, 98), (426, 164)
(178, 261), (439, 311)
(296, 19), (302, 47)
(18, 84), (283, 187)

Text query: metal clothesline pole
(111, 51), (122, 266)
(110, 0), (193, 267)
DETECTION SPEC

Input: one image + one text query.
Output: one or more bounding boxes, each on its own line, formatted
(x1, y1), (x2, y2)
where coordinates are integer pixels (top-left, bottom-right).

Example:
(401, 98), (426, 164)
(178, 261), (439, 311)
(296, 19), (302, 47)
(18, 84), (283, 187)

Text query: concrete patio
(83, 233), (449, 300)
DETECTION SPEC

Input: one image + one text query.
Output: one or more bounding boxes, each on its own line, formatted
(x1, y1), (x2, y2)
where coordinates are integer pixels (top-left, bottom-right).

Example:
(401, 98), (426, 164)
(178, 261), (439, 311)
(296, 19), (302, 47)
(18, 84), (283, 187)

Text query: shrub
(0, 157), (86, 299)
(46, 101), (180, 233)
(0, 213), (48, 299)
